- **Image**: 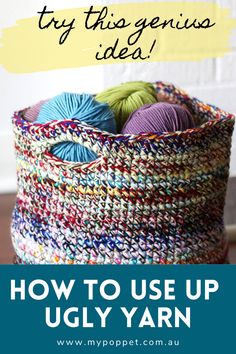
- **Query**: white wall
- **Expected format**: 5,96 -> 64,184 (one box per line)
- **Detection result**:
0,0 -> 236,193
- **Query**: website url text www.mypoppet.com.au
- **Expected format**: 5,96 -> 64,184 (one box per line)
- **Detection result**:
56,338 -> 180,348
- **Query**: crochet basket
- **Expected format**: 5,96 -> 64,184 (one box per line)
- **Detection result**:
11,82 -> 235,264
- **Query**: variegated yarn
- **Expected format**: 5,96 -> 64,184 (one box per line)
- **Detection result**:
11,82 -> 235,264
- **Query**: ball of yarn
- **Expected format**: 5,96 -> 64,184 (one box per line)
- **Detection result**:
24,99 -> 48,122
96,81 -> 158,132
36,93 -> 116,163
121,102 -> 195,134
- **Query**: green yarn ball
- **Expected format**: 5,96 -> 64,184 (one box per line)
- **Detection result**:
96,81 -> 158,132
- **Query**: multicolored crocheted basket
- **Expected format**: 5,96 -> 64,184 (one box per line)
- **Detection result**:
11,82 -> 235,264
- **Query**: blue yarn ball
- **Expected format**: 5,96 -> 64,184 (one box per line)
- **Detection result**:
36,93 -> 116,163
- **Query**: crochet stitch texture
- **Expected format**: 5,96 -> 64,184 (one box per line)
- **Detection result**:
11,82 -> 235,264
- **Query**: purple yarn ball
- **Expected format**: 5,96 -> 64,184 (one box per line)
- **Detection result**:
24,99 -> 49,122
121,102 -> 195,134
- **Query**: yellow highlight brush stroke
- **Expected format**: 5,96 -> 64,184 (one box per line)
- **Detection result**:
0,2 -> 235,73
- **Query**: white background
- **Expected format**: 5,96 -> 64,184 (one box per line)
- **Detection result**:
0,0 -> 236,192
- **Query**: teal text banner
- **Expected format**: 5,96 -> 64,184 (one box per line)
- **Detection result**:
0,265 -> 235,353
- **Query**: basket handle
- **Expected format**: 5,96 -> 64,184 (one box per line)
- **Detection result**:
30,119 -> 113,156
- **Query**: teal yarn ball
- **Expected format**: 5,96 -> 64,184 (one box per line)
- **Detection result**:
36,93 -> 116,163
96,81 -> 158,132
